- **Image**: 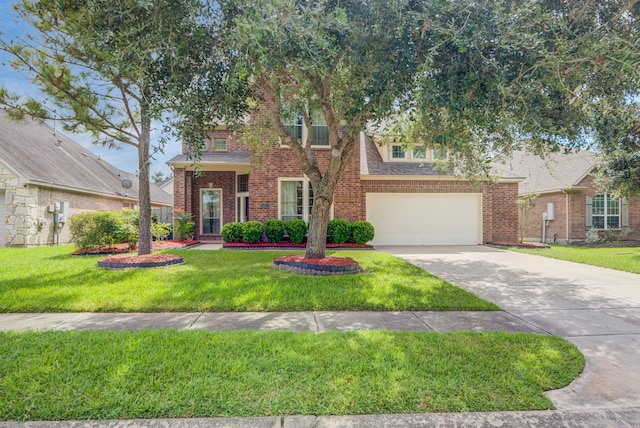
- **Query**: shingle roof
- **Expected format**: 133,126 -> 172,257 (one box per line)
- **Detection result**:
495,149 -> 595,194
361,134 -> 522,179
0,110 -> 173,206
166,151 -> 250,165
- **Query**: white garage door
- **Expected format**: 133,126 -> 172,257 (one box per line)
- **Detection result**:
366,193 -> 482,245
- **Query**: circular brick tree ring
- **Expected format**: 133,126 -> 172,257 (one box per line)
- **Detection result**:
272,255 -> 363,276
98,253 -> 184,269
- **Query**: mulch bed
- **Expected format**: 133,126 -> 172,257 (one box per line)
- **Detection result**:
272,255 -> 364,276
97,253 -> 185,269
569,240 -> 640,248
487,241 -> 551,249
224,242 -> 373,250
73,240 -> 199,256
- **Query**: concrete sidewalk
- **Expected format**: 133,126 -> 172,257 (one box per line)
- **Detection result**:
0,310 -> 543,333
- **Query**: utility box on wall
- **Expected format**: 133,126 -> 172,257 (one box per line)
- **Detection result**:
546,203 -> 555,221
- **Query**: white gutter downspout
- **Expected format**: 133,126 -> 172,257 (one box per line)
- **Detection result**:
565,191 -> 570,243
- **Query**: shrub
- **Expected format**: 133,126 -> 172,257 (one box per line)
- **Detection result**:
585,228 -> 600,244
264,219 -> 287,243
351,221 -> 375,244
221,222 -> 244,243
327,218 -> 352,244
286,219 -> 307,244
152,222 -> 172,241
242,221 -> 264,244
174,211 -> 195,240
68,211 -> 124,249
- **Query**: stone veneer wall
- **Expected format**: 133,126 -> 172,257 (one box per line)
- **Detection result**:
1,159 -> 151,247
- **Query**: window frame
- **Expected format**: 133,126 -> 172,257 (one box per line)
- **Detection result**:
213,138 -> 227,151
280,106 -> 330,148
278,178 -> 333,223
200,188 -> 223,235
591,193 -> 620,230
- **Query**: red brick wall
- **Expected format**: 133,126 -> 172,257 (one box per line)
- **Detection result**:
248,141 -> 362,223
521,192 -> 570,242
360,180 -> 520,243
181,129 -> 246,153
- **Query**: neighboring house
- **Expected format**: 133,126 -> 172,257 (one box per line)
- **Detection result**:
0,110 -> 173,247
158,177 -> 173,195
168,119 -> 522,245
499,150 -> 639,243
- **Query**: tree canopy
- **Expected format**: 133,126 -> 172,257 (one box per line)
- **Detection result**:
1,0 -> 244,254
224,0 -> 639,258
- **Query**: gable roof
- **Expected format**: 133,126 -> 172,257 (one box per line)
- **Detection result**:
496,149 -> 595,195
360,133 -> 522,180
0,109 -> 173,206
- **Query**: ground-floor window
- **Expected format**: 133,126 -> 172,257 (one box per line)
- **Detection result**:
592,194 -> 619,229
280,180 -> 313,223
201,189 -> 222,234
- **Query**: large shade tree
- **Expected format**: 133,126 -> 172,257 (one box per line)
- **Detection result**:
0,0 -> 243,255
224,0 -> 639,259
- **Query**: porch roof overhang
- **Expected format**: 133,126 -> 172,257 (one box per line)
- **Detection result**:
167,152 -> 250,171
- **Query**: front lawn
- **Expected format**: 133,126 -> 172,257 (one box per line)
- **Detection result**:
0,330 -> 584,420
0,246 -> 498,312
512,245 -> 640,274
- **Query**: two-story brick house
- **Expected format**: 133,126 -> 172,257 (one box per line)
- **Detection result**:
168,117 -> 522,245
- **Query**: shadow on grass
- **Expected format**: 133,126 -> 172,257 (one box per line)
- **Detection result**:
0,248 -> 496,312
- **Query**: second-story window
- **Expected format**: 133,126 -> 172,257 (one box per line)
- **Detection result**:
391,145 -> 406,159
281,105 -> 329,147
213,138 -> 227,151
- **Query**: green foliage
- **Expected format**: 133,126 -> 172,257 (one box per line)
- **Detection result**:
263,219 -> 286,243
221,222 -> 244,243
512,245 -> 640,274
174,211 -> 195,241
585,228 -> 601,244
286,219 -> 307,244
151,222 -> 171,241
351,221 -> 375,244
68,211 -> 139,249
327,219 -> 351,244
242,221 -> 264,244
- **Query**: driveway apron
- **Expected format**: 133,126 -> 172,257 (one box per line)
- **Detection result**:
379,245 -> 640,410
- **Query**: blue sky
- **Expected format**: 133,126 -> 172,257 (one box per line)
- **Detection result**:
0,2 -> 178,177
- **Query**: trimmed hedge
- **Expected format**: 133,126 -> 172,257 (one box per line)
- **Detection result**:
221,222 -> 244,243
286,219 -> 308,244
264,219 -> 287,243
242,221 -> 264,244
68,211 -> 134,249
351,221 -> 375,244
327,218 -> 352,244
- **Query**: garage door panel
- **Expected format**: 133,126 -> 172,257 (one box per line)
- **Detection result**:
366,193 -> 481,245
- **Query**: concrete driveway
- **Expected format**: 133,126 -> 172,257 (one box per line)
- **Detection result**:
379,245 -> 640,411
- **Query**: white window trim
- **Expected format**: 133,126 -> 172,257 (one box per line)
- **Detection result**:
213,138 -> 227,151
388,145 -> 446,162
279,107 -> 331,149
277,177 -> 333,223
200,188 -> 223,235
589,193 -> 621,230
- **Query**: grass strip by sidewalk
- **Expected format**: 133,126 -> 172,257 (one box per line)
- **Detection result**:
0,246 -> 498,312
511,245 -> 640,274
0,330 -> 584,421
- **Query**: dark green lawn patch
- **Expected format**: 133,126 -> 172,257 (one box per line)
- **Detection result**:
511,245 -> 640,274
0,330 -> 584,421
0,246 -> 497,312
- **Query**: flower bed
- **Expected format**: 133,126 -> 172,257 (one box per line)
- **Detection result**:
272,255 -> 364,276
487,241 -> 550,249
73,240 -> 199,256
224,242 -> 373,250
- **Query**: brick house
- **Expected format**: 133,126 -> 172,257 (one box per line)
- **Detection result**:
0,110 -> 173,247
168,117 -> 522,245
499,150 -> 640,243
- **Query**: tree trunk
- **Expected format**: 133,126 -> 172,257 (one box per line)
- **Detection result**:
137,102 -> 152,255
305,194 -> 332,259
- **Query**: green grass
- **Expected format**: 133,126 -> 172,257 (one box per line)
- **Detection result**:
0,330 -> 584,421
512,245 -> 640,274
0,246 -> 498,312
